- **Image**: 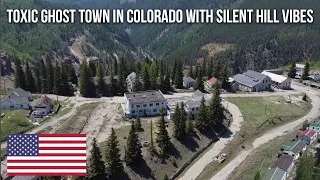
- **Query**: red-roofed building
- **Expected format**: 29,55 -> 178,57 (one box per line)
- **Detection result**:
296,129 -> 317,145
205,77 -> 219,89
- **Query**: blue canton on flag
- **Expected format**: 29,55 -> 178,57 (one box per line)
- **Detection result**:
7,134 -> 39,156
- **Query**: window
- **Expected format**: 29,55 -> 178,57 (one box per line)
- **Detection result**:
192,108 -> 194,111
153,109 -> 157,112
137,105 -> 140,108
156,103 -> 160,106
139,110 -> 143,112
132,111 -> 135,113
143,104 -> 147,107
10,105 -> 14,108
132,106 -> 134,108
150,103 -> 153,107
162,102 -> 164,105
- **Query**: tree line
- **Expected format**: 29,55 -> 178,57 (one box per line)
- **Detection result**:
14,57 -> 76,96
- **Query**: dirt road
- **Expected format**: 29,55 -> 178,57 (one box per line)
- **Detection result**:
210,83 -> 320,180
178,100 -> 244,180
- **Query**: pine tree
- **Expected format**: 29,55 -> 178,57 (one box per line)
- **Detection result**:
288,62 -> 296,78
34,68 -> 41,92
195,96 -> 209,132
213,61 -> 221,78
110,67 -> 117,96
96,63 -> 107,96
47,61 -> 54,93
173,103 -> 181,139
68,65 -> 78,85
125,121 -> 142,168
25,62 -> 36,93
194,66 -> 204,92
175,61 -> 183,89
156,109 -> 170,158
171,59 -> 177,81
295,152 -> 316,180
89,61 -> 96,77
142,65 -> 151,90
209,82 -> 224,127
133,74 -> 142,92
163,71 -> 171,93
53,64 -> 61,95
150,62 -> 158,90
201,58 -> 207,77
80,62 -> 96,97
60,64 -> 72,96
149,119 -> 155,155
179,101 -> 186,137
105,128 -> 123,179
117,58 -> 126,94
135,117 -> 142,132
186,114 -> 194,135
14,58 -> 26,89
207,59 -> 213,79
87,138 -> 106,180
113,59 -> 118,75
40,59 -> 48,93
301,62 -> 310,80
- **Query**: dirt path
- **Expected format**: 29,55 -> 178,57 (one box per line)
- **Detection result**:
210,83 -> 320,180
178,100 -> 244,180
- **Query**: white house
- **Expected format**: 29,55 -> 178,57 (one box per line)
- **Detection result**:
124,90 -> 167,118
262,71 -> 291,89
296,64 -> 305,72
232,70 -> 271,92
31,95 -> 52,118
183,76 -> 195,88
0,94 -> 30,110
126,72 -> 137,90
296,129 -> 317,145
308,119 -> 320,134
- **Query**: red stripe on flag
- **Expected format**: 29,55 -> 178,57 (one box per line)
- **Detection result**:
7,166 -> 86,169
39,147 -> 86,150
7,160 -> 86,163
39,140 -> 87,144
38,153 -> 87,156
39,134 -> 86,137
7,173 -> 86,176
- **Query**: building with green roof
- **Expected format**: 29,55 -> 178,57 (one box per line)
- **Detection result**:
309,119 -> 320,134
262,167 -> 287,180
281,140 -> 306,160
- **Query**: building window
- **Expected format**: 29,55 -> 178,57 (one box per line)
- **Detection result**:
162,102 -> 164,105
137,105 -> 140,108
156,103 -> 159,106
192,108 -> 194,111
150,103 -> 153,106
139,110 -> 143,112
153,109 -> 157,112
132,105 -> 134,108
143,104 -> 147,107
132,111 -> 135,113
10,105 -> 14,108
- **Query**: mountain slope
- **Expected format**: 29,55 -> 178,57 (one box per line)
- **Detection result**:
1,0 -> 139,61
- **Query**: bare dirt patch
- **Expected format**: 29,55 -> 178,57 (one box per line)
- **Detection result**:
201,43 -> 233,58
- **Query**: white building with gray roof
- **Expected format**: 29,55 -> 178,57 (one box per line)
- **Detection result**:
124,90 -> 167,118
232,70 -> 271,92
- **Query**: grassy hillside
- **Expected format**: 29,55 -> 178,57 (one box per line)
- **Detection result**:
1,0 -> 137,61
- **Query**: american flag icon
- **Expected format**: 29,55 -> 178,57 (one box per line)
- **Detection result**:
7,134 -> 87,176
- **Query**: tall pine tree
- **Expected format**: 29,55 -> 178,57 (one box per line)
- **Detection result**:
40,59 -> 48,93
110,67 -> 117,96
96,63 -> 108,96
14,58 -> 26,89
194,66 -> 204,92
87,138 -> 106,180
195,96 -> 209,132
80,62 -> 96,97
301,62 -> 310,80
174,61 -> 183,89
209,82 -> 224,127
46,61 -> 54,93
53,64 -> 61,95
105,128 -> 123,179
34,68 -> 41,92
156,109 -> 170,158
142,65 -> 151,90
25,62 -> 36,93
124,121 -> 142,168
287,62 -> 296,78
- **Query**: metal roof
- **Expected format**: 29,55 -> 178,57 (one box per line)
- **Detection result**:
1,93 -> 29,105
281,140 -> 306,155
244,70 -> 269,81
124,90 -> 166,104
272,155 -> 294,172
262,71 -> 288,83
262,167 -> 286,180
233,74 -> 260,88
13,88 -> 31,98
309,119 -> 320,127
